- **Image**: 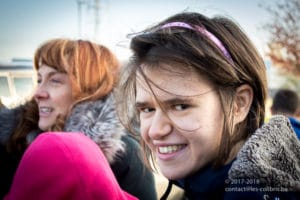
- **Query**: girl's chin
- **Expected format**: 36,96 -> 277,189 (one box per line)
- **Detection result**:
158,164 -> 186,180
161,171 -> 183,180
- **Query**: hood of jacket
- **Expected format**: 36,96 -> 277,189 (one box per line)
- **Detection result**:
4,132 -> 137,200
229,115 -> 300,191
64,94 -> 125,164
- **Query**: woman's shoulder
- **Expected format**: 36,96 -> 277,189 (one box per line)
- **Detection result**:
64,96 -> 126,164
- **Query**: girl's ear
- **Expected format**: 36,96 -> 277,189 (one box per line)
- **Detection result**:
233,84 -> 253,124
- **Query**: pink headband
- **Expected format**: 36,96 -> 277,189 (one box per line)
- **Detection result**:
161,22 -> 233,62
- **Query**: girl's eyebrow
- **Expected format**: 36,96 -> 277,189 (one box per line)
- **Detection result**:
163,98 -> 194,105
135,97 -> 194,108
135,102 -> 149,108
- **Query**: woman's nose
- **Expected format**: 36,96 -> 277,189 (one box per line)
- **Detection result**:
148,110 -> 172,139
34,84 -> 49,101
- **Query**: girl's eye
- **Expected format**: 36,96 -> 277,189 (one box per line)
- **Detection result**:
139,107 -> 155,113
174,104 -> 189,111
37,79 -> 42,84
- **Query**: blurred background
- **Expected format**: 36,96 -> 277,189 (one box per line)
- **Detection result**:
0,0 -> 299,198
1,0 -> 299,106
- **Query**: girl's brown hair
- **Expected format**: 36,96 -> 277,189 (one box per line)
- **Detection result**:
6,98 -> 39,155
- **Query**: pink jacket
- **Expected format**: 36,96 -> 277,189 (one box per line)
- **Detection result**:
5,132 -> 138,200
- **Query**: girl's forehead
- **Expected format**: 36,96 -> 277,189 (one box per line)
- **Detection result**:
136,66 -> 213,97
140,62 -> 191,74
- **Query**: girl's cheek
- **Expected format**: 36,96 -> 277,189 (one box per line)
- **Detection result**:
140,121 -> 151,142
140,122 -> 147,137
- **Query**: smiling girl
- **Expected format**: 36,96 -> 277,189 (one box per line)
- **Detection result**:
117,12 -> 300,200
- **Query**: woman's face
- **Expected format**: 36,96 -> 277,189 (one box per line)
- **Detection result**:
136,65 -> 224,180
34,65 -> 74,131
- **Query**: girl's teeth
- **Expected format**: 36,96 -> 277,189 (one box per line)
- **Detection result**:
158,145 -> 184,154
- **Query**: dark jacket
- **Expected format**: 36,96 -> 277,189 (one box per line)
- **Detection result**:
111,135 -> 156,200
0,95 -> 157,200
169,115 -> 300,200
0,105 -> 31,198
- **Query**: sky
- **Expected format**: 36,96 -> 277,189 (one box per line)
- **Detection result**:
0,0 -> 275,62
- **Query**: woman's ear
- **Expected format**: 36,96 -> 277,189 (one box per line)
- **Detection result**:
233,84 -> 253,124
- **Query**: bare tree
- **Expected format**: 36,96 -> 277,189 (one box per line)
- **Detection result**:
260,0 -> 300,76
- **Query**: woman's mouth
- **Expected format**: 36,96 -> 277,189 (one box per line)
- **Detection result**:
39,107 -> 53,117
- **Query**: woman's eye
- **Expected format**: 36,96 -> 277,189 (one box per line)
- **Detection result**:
50,78 -> 62,84
174,104 -> 189,111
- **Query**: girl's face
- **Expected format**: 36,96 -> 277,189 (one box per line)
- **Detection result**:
34,65 -> 74,131
136,65 -> 224,180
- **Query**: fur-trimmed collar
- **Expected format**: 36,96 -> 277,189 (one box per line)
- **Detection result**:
0,95 -> 125,164
229,115 -> 300,191
64,94 -> 125,164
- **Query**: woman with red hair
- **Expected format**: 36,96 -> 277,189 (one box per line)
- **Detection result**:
0,39 -> 156,199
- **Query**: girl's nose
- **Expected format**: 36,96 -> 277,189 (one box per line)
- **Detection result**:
148,110 -> 173,140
